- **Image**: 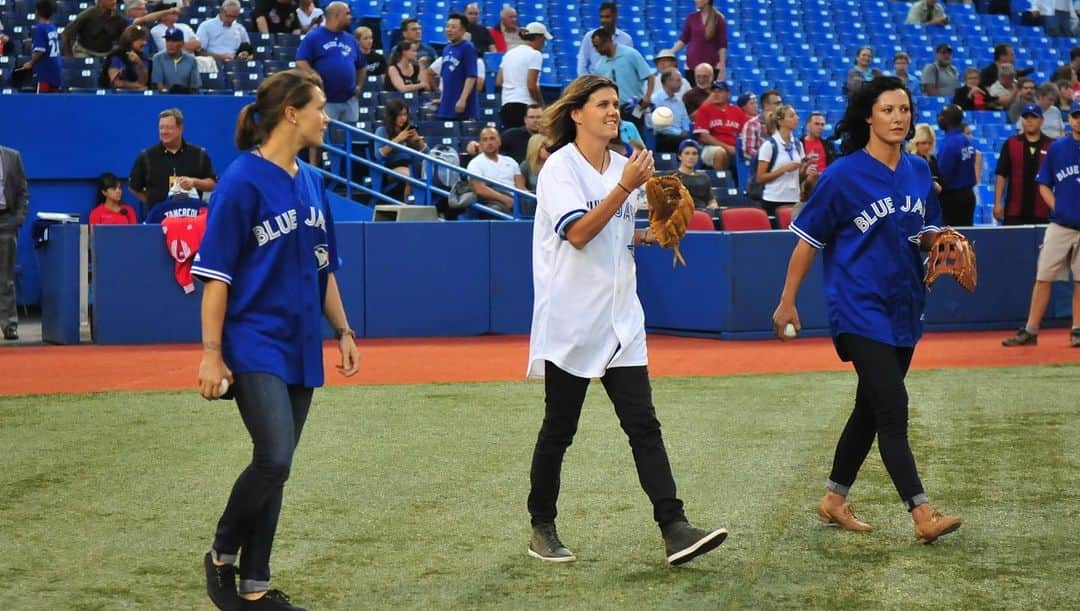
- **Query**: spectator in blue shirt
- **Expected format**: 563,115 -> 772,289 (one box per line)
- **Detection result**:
577,2 -> 633,77
646,69 -> 692,152
432,13 -> 479,120
391,17 -> 437,70
102,24 -> 150,91
936,104 -> 977,226
296,2 -> 366,123
152,28 -> 201,93
591,27 -> 654,134
22,1 -> 63,92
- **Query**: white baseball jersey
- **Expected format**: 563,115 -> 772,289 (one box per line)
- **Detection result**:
527,144 -> 647,379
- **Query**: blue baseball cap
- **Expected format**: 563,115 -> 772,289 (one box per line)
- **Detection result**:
677,139 -> 701,154
163,28 -> 184,42
736,92 -> 756,107
711,80 -> 730,91
1020,103 -> 1043,118
1070,99 -> 1080,116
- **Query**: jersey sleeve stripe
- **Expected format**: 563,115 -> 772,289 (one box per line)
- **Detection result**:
33,45 -> 47,53
190,266 -> 232,285
554,209 -> 587,239
789,222 -> 825,249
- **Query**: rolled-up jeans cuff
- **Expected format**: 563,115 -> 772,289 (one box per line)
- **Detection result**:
906,494 -> 929,511
239,579 -> 270,594
826,479 -> 851,496
211,548 -> 237,566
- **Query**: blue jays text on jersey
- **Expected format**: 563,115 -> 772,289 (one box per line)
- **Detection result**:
853,195 -> 926,234
252,206 -> 326,246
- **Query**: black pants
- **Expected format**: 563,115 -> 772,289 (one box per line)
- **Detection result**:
500,103 -> 527,130
528,361 -> 687,527
213,373 -> 313,593
655,132 -> 689,153
939,187 -> 975,227
828,334 -> 927,510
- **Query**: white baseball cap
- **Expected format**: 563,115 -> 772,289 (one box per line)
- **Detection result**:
522,22 -> 553,40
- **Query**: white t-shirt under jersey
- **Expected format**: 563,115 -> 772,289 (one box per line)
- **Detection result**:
499,44 -> 543,106
527,144 -> 647,379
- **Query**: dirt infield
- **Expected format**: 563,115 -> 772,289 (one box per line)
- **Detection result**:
1,329 -> 1078,396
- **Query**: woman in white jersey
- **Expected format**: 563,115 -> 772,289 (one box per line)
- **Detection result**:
525,75 -> 727,567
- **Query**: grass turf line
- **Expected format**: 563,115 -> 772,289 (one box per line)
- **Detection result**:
1,365 -> 1078,609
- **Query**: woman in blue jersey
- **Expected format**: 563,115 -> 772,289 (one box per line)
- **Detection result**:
193,69 -> 360,611
772,76 -> 962,544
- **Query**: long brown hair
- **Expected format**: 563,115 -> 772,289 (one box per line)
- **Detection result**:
235,69 -> 324,150
703,1 -> 720,41
542,75 -> 619,153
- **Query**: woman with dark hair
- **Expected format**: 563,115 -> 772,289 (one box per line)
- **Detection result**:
845,46 -> 882,97
192,69 -> 359,611
89,172 -> 137,226
669,0 -> 727,79
374,98 -> 426,200
772,76 -> 962,544
102,24 -> 149,90
384,40 -> 429,93
526,74 -> 727,566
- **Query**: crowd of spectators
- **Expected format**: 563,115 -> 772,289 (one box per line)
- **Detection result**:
5,0 -> 1080,225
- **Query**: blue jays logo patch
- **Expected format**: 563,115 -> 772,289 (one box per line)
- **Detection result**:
314,244 -> 330,270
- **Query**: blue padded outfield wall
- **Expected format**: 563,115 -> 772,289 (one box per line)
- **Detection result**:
1,94 -> 253,305
74,221 -> 1072,345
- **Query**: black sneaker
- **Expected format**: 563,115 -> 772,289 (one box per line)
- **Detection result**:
204,552 -> 240,610
1002,328 -> 1037,347
527,522 -> 576,562
241,589 -> 307,610
1072,329 -> 1080,348
2,324 -> 16,341
662,521 -> 728,566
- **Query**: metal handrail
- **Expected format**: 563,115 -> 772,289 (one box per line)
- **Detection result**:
321,119 -> 536,220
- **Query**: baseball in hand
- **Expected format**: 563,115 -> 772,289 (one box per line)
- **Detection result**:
651,106 -> 674,129
783,323 -> 797,338
219,378 -> 230,396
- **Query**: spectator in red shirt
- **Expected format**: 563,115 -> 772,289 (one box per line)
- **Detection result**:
89,172 -> 138,227
802,112 -> 831,175
693,80 -> 747,172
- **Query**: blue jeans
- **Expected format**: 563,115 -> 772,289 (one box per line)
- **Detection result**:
212,373 -> 313,594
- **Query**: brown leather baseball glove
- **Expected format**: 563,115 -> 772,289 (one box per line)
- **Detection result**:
645,175 -> 695,267
925,228 -> 977,292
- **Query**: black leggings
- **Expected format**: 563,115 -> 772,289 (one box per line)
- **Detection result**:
939,187 -> 975,227
828,334 -> 927,510
528,361 -> 687,527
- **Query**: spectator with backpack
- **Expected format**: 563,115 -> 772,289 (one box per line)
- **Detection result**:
756,105 -> 815,218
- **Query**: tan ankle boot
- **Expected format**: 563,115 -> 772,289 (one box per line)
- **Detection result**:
912,505 -> 962,544
817,498 -> 873,532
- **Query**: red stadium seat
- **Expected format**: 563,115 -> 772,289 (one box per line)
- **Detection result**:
720,207 -> 771,231
776,205 -> 794,230
688,210 -> 715,231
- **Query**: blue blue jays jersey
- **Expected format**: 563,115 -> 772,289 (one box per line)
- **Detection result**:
1035,135 -> 1080,229
191,153 -> 340,387
937,128 -> 976,190
144,197 -> 207,224
790,150 -> 942,352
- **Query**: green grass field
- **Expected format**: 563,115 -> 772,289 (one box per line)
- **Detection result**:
2,365 -> 1079,610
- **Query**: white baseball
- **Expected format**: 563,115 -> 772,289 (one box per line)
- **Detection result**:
783,323 -> 797,338
219,378 -> 230,395
651,106 -> 674,128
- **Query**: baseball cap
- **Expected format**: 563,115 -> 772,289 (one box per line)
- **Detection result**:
654,48 -> 676,61
711,80 -> 730,91
1020,103 -> 1043,118
736,92 -> 756,107
935,43 -> 952,53
163,28 -> 184,42
677,139 -> 701,154
1071,99 -> 1080,116
522,22 -> 553,40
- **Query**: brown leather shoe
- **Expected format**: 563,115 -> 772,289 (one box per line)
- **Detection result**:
913,508 -> 962,544
817,500 -> 873,532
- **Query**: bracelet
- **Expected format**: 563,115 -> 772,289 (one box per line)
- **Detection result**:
616,183 -> 632,195
335,327 -> 356,340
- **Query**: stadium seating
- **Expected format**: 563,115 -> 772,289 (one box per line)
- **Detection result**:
720,207 -> 772,231
688,210 -> 716,231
